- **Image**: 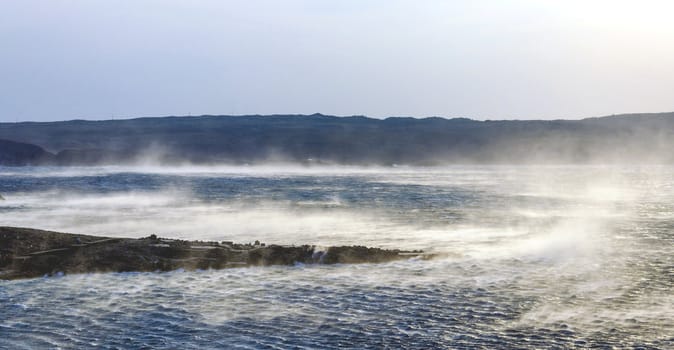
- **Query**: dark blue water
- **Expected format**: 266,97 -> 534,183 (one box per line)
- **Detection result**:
1,166 -> 672,348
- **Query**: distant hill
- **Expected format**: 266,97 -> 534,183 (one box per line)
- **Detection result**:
1,112 -> 674,165
0,139 -> 54,166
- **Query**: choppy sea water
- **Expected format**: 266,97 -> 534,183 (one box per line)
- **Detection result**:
1,165 -> 672,349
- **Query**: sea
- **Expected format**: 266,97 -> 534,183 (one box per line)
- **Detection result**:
0,165 -> 672,349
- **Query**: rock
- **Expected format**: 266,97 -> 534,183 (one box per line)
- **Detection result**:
0,226 -> 434,280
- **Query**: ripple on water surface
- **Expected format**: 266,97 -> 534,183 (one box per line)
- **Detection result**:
2,258 -> 672,349
1,166 -> 673,348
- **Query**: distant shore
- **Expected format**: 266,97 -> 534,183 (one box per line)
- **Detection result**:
2,113 -> 674,166
0,227 -> 430,280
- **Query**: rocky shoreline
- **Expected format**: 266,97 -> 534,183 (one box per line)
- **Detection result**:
0,227 -> 431,280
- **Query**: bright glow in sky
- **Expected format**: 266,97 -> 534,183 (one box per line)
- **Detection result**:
1,0 -> 673,121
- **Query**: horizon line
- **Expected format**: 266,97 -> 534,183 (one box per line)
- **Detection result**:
2,111 -> 674,124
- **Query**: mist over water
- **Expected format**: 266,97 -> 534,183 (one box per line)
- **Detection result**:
1,165 -> 672,348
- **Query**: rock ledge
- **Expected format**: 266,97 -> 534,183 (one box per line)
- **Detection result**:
0,227 -> 432,280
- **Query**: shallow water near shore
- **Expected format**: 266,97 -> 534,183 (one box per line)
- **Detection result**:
1,165 -> 673,348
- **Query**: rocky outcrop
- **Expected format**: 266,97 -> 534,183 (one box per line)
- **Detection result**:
0,227 -> 432,280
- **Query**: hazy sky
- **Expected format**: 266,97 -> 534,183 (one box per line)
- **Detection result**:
2,0 -> 674,122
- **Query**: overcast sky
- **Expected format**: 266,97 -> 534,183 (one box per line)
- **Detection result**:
1,0 -> 674,122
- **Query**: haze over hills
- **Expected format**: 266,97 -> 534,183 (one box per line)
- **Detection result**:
1,112 -> 674,166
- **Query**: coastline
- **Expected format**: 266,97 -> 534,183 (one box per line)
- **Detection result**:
0,226 -> 431,280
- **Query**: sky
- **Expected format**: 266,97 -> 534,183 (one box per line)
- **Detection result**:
1,0 -> 674,122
